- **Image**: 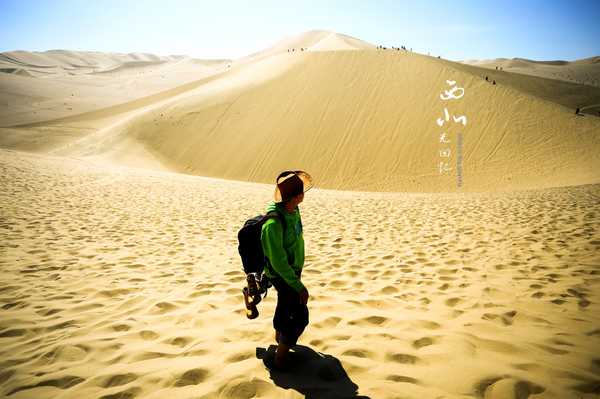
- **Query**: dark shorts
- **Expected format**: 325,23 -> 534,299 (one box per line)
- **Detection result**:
270,276 -> 309,346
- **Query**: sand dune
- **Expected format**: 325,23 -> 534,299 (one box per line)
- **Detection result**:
3,35 -> 599,193
1,149 -> 599,398
447,58 -> 600,118
43,48 -> 600,193
241,30 -> 374,63
1,50 -> 191,75
1,30 -> 600,399
463,56 -> 600,88
0,50 -> 231,126
0,48 -> 304,160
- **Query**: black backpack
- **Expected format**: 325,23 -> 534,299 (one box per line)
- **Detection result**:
238,209 -> 286,275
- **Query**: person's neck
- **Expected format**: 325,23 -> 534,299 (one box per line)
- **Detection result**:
283,202 -> 296,214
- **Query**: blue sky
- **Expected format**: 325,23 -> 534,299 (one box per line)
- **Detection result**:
3,0 -> 599,61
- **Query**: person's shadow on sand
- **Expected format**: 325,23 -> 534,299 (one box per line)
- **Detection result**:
256,345 -> 370,399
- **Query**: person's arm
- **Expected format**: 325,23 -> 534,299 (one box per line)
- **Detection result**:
262,221 -> 305,293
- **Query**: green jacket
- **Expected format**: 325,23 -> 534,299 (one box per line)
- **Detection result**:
261,201 -> 305,293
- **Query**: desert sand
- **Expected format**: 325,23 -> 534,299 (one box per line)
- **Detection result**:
2,32 -> 600,192
0,51 -> 231,127
1,30 -> 600,398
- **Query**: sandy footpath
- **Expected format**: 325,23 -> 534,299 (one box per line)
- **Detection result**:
1,149 -> 599,399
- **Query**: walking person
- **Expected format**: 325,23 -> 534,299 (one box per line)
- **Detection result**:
261,170 -> 313,369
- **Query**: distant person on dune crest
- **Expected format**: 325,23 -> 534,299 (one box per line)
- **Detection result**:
261,171 -> 313,370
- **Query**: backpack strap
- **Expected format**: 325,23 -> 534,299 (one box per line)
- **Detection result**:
262,209 -> 287,278
265,209 -> 287,231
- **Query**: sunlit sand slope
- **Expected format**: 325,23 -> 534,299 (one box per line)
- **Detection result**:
59,50 -> 600,192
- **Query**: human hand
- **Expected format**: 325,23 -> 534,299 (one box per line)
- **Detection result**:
299,288 -> 309,305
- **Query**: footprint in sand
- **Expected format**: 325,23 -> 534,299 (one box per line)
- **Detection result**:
173,368 -> 210,387
385,353 -> 420,364
133,351 -> 179,361
313,316 -> 342,329
348,315 -> 388,326
217,377 -> 273,397
225,352 -> 254,363
413,320 -> 442,330
96,373 -> 138,388
0,370 -> 15,385
385,375 -> 419,384
42,345 -> 89,363
152,301 -> 177,313
139,330 -> 159,340
332,334 -> 352,341
0,328 -> 27,338
166,336 -> 192,348
7,375 -> 86,396
445,297 -> 462,307
112,323 -> 131,332
579,299 -> 591,308
572,378 -> 600,396
379,285 -> 398,294
99,387 -> 141,399
474,377 -> 545,399
413,337 -> 435,349
534,343 -> 569,355
341,349 -> 375,359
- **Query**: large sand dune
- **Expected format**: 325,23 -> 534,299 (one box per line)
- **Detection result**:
34,47 -> 600,193
2,32 -> 598,193
1,30 -> 600,399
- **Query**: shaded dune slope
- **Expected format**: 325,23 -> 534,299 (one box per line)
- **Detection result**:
446,59 -> 600,115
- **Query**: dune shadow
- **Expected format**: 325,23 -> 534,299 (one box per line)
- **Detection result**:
256,344 -> 370,399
